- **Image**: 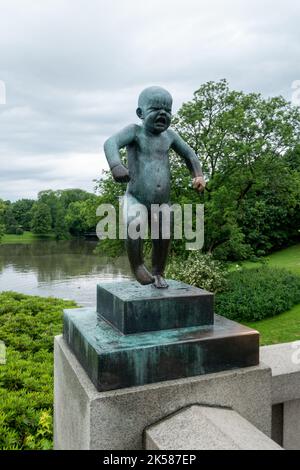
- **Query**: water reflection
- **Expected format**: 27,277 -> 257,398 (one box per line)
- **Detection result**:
0,240 -> 132,306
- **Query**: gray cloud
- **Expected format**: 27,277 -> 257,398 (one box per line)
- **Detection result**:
0,0 -> 300,200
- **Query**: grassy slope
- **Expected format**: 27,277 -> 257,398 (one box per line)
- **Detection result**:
246,304 -> 300,346
240,244 -> 300,345
240,244 -> 300,275
1,231 -> 55,244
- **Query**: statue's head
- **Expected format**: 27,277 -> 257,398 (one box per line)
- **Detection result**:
136,86 -> 172,134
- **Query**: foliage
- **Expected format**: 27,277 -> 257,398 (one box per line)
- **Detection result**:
30,202 -> 52,234
0,224 -> 4,242
1,191 -> 99,239
37,189 -> 92,238
0,199 -> 7,217
65,194 -> 100,236
215,267 -> 300,322
2,204 -> 19,234
0,291 -> 76,449
165,252 -> 228,292
0,200 -> 8,241
0,199 -> 34,235
11,199 -> 35,232
173,79 -> 300,259
53,202 -> 69,240
64,202 -> 87,235
25,189 -> 98,238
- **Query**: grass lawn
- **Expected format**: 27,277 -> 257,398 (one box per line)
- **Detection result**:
237,243 -> 300,345
1,231 -> 56,244
236,243 -> 300,276
245,303 -> 300,346
267,244 -> 300,275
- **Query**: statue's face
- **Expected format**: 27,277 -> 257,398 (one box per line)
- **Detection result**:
139,92 -> 172,134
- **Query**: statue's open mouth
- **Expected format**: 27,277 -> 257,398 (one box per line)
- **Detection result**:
156,116 -> 166,125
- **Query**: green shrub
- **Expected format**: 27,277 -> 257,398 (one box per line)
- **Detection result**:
0,291 -> 76,449
215,267 -> 300,322
165,252 -> 228,293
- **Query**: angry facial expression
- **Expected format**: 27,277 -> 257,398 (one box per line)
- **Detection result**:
138,93 -> 172,134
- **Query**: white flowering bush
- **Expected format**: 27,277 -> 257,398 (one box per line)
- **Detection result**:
166,252 -> 228,293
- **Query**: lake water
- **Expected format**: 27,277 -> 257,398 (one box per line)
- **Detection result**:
0,240 -> 132,306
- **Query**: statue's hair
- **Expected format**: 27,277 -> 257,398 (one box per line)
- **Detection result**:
138,86 -> 172,108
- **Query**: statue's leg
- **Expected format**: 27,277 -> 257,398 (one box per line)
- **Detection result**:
123,193 -> 154,285
151,204 -> 173,289
151,239 -> 170,288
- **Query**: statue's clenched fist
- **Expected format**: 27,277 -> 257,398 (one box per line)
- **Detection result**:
111,164 -> 130,183
193,176 -> 206,192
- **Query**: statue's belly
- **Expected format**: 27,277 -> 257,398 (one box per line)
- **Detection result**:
129,161 -> 170,206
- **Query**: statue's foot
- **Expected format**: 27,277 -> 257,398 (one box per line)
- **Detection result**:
134,265 -> 155,285
153,275 -> 169,289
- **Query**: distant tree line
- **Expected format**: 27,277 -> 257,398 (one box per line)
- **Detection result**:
0,189 -> 101,240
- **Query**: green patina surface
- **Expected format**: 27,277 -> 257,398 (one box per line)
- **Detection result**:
98,280 -> 206,301
65,308 -> 249,351
63,308 -> 259,391
97,279 -> 214,334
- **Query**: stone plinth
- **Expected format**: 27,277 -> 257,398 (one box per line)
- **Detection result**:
54,335 -> 272,450
97,280 -> 214,334
63,308 -> 259,391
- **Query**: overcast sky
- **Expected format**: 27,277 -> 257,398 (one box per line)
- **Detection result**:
0,0 -> 300,201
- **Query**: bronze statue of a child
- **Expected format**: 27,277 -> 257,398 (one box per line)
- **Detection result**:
104,86 -> 205,288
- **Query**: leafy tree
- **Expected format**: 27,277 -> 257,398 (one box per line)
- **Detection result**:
37,191 -> 60,230
53,203 -> 69,240
3,204 -> 18,234
57,188 -> 91,208
65,195 -> 100,236
0,199 -> 7,218
30,203 -> 52,235
0,223 -> 4,241
0,200 -> 8,239
37,189 -> 92,233
11,199 -> 35,231
173,79 -> 300,258
65,201 -> 88,236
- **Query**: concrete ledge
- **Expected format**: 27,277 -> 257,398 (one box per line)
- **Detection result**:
283,399 -> 300,449
261,342 -> 300,404
145,405 -> 282,450
54,335 -> 272,450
